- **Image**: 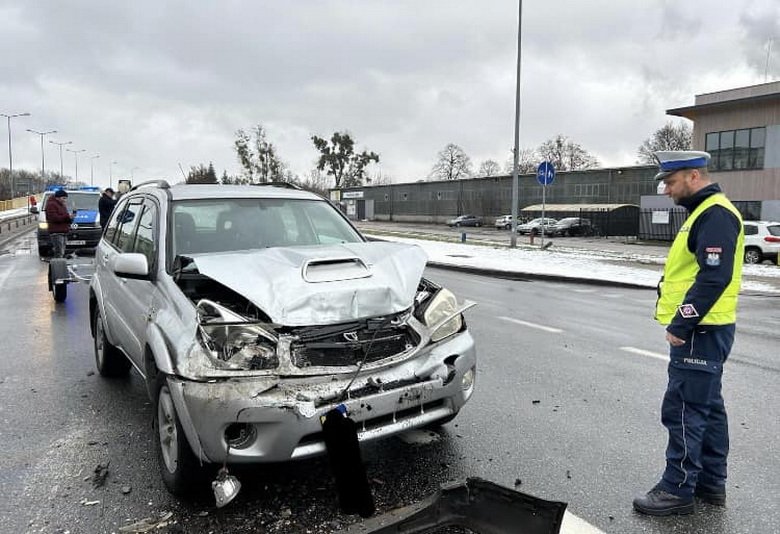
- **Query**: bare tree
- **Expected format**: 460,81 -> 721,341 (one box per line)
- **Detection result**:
234,124 -> 288,183
637,122 -> 693,164
430,143 -> 472,180
477,159 -> 502,177
504,148 -> 538,174
538,134 -> 599,171
312,131 -> 380,188
300,168 -> 333,196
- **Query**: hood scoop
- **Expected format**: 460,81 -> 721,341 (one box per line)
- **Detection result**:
302,257 -> 371,283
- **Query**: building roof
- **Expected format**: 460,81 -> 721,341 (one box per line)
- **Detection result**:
667,81 -> 780,119
521,204 -> 638,212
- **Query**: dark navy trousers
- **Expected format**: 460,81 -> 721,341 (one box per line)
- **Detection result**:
657,324 -> 735,498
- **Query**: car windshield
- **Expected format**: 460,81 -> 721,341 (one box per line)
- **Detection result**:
44,192 -> 99,212
170,197 -> 363,258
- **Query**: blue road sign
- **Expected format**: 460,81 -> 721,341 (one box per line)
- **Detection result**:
536,161 -> 556,186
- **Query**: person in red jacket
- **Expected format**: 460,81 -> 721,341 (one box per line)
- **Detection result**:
45,189 -> 73,258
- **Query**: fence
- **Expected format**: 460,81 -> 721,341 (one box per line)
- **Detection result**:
520,207 -> 640,237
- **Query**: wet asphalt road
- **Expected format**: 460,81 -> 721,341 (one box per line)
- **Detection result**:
1,231 -> 779,534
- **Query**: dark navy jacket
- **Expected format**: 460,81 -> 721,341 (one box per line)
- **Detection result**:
666,183 -> 741,341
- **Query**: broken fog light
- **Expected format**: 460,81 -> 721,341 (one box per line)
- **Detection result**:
198,323 -> 279,370
423,288 -> 463,342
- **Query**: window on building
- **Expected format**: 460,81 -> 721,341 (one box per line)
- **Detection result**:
706,127 -> 765,171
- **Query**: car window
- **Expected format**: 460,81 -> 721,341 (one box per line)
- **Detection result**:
104,200 -> 128,244
743,224 -> 758,236
129,201 -> 157,265
115,200 -> 143,252
768,225 -> 780,237
170,197 -> 362,259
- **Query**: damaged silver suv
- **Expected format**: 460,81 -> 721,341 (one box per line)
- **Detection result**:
89,181 -> 476,496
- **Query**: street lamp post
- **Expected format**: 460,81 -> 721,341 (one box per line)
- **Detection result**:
66,148 -> 87,182
89,154 -> 100,186
109,160 -> 118,190
2,111 -> 31,201
49,140 -> 72,180
27,129 -> 57,184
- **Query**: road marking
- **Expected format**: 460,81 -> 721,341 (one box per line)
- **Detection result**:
562,510 -> 606,533
499,316 -> 563,333
620,346 -> 668,362
572,288 -> 597,293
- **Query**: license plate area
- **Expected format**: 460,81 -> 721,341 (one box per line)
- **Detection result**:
67,240 -> 86,245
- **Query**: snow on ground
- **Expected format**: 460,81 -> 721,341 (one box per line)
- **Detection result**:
365,234 -> 780,294
0,207 -> 31,222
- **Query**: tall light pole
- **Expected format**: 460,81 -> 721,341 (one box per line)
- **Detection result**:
66,148 -> 87,182
49,140 -> 72,179
89,154 -> 100,186
109,160 -> 118,190
509,0 -> 523,248
2,111 -> 31,200
27,129 -> 57,185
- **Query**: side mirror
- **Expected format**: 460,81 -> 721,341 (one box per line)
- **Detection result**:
29,206 -> 39,214
111,253 -> 151,280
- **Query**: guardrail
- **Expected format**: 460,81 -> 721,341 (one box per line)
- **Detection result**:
0,213 -> 37,242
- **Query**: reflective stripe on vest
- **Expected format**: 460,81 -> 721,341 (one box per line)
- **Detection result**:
655,193 -> 744,325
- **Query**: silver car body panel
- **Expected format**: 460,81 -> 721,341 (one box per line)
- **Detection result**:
186,242 -> 428,326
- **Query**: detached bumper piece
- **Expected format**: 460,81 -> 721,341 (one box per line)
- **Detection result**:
344,477 -> 566,534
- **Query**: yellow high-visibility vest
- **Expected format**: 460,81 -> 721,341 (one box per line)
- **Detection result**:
655,193 -> 744,325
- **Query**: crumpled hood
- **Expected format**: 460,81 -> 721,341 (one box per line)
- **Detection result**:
188,242 -> 428,326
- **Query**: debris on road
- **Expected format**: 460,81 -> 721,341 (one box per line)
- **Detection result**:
121,485 -> 132,495
81,499 -> 100,506
92,462 -> 110,488
118,512 -> 174,533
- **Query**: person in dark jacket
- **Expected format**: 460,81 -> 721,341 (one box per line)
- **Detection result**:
45,189 -> 73,258
633,151 -> 744,516
99,188 -> 117,228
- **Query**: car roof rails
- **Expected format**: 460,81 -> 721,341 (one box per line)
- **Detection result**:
251,181 -> 302,190
129,180 -> 171,192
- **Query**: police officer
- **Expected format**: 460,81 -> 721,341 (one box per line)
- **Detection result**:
633,151 -> 744,516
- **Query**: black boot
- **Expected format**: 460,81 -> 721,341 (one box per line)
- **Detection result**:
694,485 -> 726,506
633,488 -> 694,516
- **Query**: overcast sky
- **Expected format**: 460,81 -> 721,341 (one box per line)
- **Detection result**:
1,0 -> 778,188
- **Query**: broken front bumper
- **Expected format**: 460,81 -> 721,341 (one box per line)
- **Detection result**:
167,330 -> 476,464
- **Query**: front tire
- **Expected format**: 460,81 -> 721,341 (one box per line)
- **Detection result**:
93,311 -> 131,377
155,376 -> 201,495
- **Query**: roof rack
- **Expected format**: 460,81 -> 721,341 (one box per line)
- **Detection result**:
251,181 -> 301,190
129,180 -> 171,192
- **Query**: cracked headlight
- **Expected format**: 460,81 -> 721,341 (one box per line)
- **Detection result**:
198,323 -> 279,371
423,288 -> 463,343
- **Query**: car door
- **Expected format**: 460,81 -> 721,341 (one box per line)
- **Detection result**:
99,198 -> 144,355
113,198 -> 160,366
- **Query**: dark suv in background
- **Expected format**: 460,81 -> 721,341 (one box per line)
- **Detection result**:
550,217 -> 594,237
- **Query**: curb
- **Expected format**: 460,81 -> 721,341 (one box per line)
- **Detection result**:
425,261 -> 655,290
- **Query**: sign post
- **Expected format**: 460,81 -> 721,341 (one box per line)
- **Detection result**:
536,161 -> 556,247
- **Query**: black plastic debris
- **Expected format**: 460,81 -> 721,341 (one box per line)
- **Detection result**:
344,477 -> 566,533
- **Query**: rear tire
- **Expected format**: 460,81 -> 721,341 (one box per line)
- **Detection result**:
155,375 -> 202,495
744,248 -> 762,264
93,311 -> 131,377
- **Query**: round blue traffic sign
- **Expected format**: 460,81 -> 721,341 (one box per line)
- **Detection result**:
536,161 -> 556,185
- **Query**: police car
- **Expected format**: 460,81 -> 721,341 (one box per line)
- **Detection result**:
35,185 -> 103,257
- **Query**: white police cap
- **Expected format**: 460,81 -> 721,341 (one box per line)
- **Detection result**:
653,150 -> 711,181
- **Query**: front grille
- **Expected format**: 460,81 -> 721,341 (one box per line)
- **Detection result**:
290,313 -> 419,368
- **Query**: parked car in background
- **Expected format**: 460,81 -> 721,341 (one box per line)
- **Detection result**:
35,185 -> 103,258
89,182 -> 477,497
494,214 -> 513,230
551,217 -> 594,237
743,221 -> 780,264
516,217 -> 558,235
447,214 -> 483,227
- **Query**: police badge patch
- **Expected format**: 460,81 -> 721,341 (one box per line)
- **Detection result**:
705,246 -> 722,267
678,303 -> 699,318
